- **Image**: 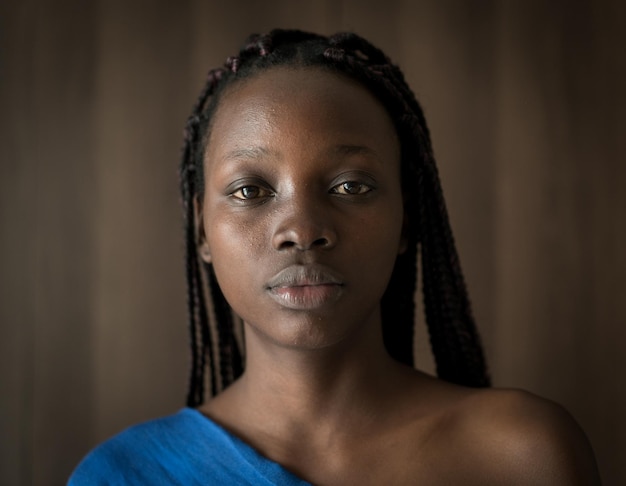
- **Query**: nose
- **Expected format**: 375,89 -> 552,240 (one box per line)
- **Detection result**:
271,195 -> 337,252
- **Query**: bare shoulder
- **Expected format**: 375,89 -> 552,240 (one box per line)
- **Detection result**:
435,386 -> 602,485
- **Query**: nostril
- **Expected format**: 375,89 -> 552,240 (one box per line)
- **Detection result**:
313,237 -> 329,248
275,235 -> 333,251
278,240 -> 296,250
272,220 -> 337,252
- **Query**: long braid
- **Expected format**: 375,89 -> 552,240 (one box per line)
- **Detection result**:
323,32 -> 489,385
420,161 -> 490,386
321,38 -> 418,365
180,69 -> 225,405
180,163 -> 204,406
180,29 -> 490,406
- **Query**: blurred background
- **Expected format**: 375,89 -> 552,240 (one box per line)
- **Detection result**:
1,0 -> 624,484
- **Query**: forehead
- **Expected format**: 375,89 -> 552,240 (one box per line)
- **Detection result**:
204,66 -> 399,162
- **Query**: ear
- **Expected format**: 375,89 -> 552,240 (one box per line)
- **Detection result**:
194,196 -> 212,263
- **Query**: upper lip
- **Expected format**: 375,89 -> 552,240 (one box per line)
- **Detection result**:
266,264 -> 344,289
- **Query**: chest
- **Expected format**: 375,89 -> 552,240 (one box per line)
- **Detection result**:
275,423 -> 493,486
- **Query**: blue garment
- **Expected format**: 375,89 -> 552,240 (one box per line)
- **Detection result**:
68,408 -> 311,485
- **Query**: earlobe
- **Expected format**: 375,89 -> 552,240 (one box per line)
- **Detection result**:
199,241 -> 212,263
194,196 -> 212,264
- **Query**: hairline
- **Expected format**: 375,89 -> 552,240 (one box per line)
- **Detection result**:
197,63 -> 405,198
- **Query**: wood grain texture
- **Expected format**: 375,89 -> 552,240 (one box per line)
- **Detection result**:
1,0 -> 624,484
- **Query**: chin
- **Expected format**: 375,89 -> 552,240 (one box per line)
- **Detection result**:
246,314 -> 356,351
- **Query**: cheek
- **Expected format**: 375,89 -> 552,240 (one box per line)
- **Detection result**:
204,210 -> 269,306
360,198 -> 404,250
347,202 -> 405,277
206,206 -> 267,258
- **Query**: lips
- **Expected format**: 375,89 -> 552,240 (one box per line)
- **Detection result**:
266,264 -> 345,310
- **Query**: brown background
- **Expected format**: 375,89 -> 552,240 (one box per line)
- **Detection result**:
1,0 -> 625,484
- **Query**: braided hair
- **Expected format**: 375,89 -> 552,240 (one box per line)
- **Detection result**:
180,29 -> 490,407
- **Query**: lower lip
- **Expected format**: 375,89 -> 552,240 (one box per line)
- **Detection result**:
268,284 -> 344,310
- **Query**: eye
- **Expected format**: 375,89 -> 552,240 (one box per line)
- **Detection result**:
230,185 -> 273,200
330,181 -> 373,195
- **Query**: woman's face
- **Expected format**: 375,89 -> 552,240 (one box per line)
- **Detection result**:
200,66 -> 405,350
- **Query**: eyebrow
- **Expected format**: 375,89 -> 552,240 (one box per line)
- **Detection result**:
220,144 -> 382,164
331,144 -> 382,162
221,146 -> 276,162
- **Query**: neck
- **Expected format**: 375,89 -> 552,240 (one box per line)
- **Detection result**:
224,314 -> 411,435
199,312 -> 426,468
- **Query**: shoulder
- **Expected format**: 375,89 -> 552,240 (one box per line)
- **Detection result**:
435,386 -> 601,485
68,409 -> 206,485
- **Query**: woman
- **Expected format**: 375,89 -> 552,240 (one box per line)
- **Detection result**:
70,29 -> 601,485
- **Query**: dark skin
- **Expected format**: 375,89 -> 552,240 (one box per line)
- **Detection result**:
197,67 -> 601,485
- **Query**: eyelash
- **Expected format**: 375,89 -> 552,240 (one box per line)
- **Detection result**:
329,181 -> 373,196
230,185 -> 274,200
229,180 -> 374,201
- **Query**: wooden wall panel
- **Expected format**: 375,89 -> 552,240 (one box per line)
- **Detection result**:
394,0 -> 499,370
0,0 -> 98,484
90,0 -> 192,445
1,0 -> 624,484
493,2 -> 626,483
